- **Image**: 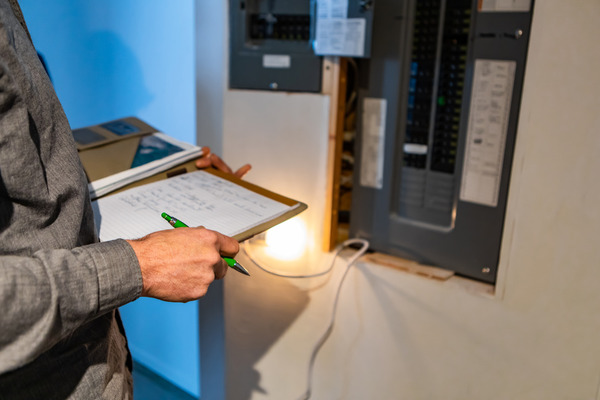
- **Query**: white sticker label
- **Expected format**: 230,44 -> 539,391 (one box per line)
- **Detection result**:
460,60 -> 516,207
314,0 -> 365,57
360,98 -> 387,189
479,0 -> 531,12
403,143 -> 428,155
317,0 -> 348,19
314,18 -> 366,57
262,55 -> 291,69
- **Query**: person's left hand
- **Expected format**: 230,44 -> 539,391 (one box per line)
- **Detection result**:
195,146 -> 251,179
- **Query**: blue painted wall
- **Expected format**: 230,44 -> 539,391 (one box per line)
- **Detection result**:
20,1 -> 201,397
20,1 -> 195,143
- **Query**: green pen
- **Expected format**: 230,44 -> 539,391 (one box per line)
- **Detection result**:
161,212 -> 250,276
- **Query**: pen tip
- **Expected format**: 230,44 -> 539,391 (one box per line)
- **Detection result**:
236,263 -> 251,276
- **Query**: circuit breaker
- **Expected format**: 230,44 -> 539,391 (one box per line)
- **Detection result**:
350,0 -> 534,283
229,0 -> 322,92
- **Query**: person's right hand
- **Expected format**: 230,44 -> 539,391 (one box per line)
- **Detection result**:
126,226 -> 239,302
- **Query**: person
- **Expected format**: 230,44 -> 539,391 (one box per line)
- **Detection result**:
0,1 -> 249,398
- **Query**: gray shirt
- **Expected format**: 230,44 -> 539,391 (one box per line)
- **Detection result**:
0,1 -> 143,398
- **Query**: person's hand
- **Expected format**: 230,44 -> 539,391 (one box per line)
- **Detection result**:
126,227 -> 239,302
195,146 -> 251,179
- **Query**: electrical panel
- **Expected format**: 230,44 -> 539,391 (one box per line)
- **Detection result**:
229,0 -> 322,92
350,0 -> 534,283
229,0 -> 376,92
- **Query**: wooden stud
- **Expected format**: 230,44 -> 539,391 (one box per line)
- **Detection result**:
322,56 -> 349,252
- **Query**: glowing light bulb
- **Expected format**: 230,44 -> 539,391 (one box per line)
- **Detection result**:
264,217 -> 308,260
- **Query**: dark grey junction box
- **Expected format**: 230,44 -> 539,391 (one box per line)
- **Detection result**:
229,0 -> 322,92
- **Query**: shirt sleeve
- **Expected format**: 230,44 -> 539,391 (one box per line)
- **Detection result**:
0,8 -> 143,375
0,239 -> 143,374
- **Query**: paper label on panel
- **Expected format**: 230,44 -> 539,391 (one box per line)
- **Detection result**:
263,54 -> 291,69
360,98 -> 386,189
314,0 -> 365,57
317,0 -> 348,19
403,143 -> 428,155
315,18 -> 366,57
460,60 -> 516,207
479,0 -> 531,12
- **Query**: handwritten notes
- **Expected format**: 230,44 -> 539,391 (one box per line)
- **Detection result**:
93,170 -> 296,241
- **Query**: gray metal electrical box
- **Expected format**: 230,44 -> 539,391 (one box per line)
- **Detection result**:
229,0 -> 322,92
350,0 -> 534,283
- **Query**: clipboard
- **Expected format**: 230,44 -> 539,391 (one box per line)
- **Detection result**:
96,160 -> 308,242
79,118 -> 308,242
92,164 -> 307,243
204,167 -> 308,242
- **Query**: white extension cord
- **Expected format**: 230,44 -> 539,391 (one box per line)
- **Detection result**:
241,238 -> 371,400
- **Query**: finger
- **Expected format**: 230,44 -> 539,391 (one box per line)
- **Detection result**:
195,157 -> 212,169
195,158 -> 212,169
234,164 -> 252,179
213,230 -> 240,258
214,258 -> 228,280
209,153 -> 234,175
195,147 -> 212,169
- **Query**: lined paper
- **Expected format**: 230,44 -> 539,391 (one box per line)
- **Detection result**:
92,170 -> 297,241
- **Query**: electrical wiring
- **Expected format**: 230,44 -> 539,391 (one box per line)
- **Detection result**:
345,58 -> 359,117
241,238 -> 370,400
297,238 -> 369,400
242,238 -> 361,279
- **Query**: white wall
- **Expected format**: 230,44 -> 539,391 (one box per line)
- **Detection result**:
219,1 -> 600,399
196,1 -> 228,154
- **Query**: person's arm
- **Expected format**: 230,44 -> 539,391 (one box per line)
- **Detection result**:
0,227 -> 238,374
0,63 -> 240,376
0,240 -> 142,374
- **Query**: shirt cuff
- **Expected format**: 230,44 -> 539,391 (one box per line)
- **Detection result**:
81,239 -> 143,315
